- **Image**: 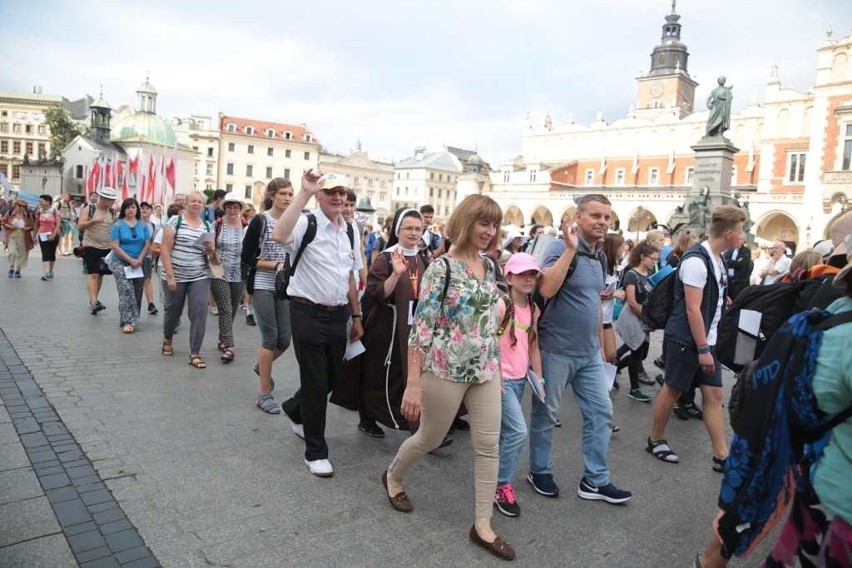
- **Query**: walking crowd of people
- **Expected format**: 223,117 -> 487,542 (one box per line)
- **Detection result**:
1,173 -> 850,565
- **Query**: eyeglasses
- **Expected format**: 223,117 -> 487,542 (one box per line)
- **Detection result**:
399,226 -> 423,233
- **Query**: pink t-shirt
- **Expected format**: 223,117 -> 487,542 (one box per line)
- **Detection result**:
499,300 -> 532,380
37,208 -> 58,234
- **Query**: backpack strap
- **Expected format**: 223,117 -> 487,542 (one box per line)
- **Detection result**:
346,221 -> 354,250
287,214 -> 318,276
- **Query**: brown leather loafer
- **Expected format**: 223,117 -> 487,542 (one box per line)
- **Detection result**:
469,525 -> 516,561
381,470 -> 413,513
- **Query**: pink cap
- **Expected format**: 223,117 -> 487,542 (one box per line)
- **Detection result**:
504,252 -> 541,276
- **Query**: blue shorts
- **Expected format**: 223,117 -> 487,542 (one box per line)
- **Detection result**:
663,339 -> 722,393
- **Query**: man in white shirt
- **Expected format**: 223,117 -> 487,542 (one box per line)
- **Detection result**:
648,206 -> 747,469
272,171 -> 364,478
759,241 -> 791,285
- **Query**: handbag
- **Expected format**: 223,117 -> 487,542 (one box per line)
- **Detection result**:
207,250 -> 225,279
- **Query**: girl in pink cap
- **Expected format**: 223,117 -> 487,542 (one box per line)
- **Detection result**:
493,252 -> 544,518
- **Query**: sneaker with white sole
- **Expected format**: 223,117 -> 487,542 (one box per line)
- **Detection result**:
494,483 -> 521,517
304,458 -> 333,477
576,477 -> 632,504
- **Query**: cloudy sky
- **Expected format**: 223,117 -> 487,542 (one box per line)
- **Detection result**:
2,0 -> 850,165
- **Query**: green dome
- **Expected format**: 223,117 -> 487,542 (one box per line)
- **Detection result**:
111,111 -> 176,146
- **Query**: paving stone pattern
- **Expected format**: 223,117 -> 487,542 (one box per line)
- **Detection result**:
0,258 -> 775,566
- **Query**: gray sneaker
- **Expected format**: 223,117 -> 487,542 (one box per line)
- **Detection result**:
627,388 -> 652,403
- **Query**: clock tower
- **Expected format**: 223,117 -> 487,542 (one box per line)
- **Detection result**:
635,1 -> 698,118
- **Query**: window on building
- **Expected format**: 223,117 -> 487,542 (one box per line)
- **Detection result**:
207,147 -> 214,157
367,178 -> 374,187
438,188 -> 443,198
194,163 -> 199,174
11,164 -> 20,180
0,140 -> 7,153
843,125 -> 852,170
585,169 -> 594,185
245,126 -> 254,135
615,168 -> 625,185
38,125 -> 45,135
228,142 -> 235,152
266,129 -> 275,138
502,171 -> 510,183
303,151 -> 310,160
648,168 -> 659,186
227,123 -> 236,132
285,149 -> 291,158
0,164 -> 6,178
284,132 -> 292,140
405,187 -> 409,196
430,172 -> 434,180
0,123 -> 7,133
429,187 -> 434,197
353,176 -> 359,186
380,180 -> 386,188
13,123 -> 21,134
267,147 -> 273,157
246,165 -> 253,177
75,165 -> 84,178
266,166 -> 273,178
245,185 -> 251,199
247,145 -> 254,154
226,183 -> 233,191
284,168 -> 290,179
13,141 -> 21,154
206,164 -> 213,176
25,142 -> 33,156
226,163 -> 234,175
731,166 -> 738,185
305,134 -> 312,143
25,124 -> 32,134
685,167 -> 695,186
529,169 -> 538,183
787,151 -> 806,183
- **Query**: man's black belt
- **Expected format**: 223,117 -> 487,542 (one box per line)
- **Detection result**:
289,296 -> 347,312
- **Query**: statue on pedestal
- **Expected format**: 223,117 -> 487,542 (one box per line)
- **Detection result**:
706,76 -> 733,137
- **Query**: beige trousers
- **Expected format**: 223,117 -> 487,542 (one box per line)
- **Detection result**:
7,235 -> 29,271
388,371 -> 501,519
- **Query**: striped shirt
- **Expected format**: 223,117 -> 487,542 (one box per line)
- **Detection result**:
216,222 -> 243,283
165,215 -> 212,283
254,212 -> 288,291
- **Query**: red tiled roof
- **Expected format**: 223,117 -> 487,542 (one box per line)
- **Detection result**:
219,115 -> 319,144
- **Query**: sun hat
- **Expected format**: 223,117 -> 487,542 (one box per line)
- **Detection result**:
832,234 -> 852,289
502,229 -> 523,249
222,192 -> 244,209
504,252 -> 542,276
97,187 -> 118,200
812,239 -> 834,260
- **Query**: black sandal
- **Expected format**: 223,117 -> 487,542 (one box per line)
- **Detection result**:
646,437 -> 680,464
712,455 -> 727,473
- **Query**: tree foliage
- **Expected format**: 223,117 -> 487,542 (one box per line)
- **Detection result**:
44,104 -> 88,161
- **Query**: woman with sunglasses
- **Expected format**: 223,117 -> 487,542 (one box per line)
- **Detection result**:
107,198 -> 151,334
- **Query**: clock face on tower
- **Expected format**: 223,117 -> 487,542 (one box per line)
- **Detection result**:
650,81 -> 664,99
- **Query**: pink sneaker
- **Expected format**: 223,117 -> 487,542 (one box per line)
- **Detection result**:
494,483 -> 520,517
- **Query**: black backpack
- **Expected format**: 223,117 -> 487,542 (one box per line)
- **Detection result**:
641,270 -> 678,331
716,279 -> 826,373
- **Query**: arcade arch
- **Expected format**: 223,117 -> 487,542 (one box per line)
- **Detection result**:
531,205 -> 554,227
755,211 -> 799,251
503,205 -> 524,227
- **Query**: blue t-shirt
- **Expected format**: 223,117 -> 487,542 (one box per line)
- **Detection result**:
110,220 -> 150,260
538,236 -> 605,357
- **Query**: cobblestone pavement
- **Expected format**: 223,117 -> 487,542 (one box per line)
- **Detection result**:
0,257 -> 770,567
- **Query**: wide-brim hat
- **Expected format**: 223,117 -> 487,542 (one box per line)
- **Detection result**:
97,187 -> 118,200
832,235 -> 852,289
222,192 -> 244,209
502,229 -> 523,249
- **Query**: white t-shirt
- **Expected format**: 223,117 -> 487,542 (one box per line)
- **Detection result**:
679,241 -> 725,346
601,273 -> 618,325
762,255 -> 791,285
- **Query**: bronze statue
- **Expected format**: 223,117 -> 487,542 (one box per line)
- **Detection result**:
706,76 -> 733,137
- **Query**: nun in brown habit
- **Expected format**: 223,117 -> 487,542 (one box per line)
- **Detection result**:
332,207 -> 428,437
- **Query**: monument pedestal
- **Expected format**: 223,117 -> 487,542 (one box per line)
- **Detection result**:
668,135 -> 739,236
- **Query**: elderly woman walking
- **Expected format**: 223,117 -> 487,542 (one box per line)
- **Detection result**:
160,191 -> 214,368
211,192 -> 246,364
3,200 -> 34,278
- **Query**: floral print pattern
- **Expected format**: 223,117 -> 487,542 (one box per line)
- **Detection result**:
409,257 -> 500,384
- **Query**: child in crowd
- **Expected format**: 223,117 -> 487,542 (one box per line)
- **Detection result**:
494,253 -> 543,518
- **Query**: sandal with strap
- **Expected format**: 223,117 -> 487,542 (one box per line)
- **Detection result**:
162,339 -> 174,356
188,355 -> 207,369
256,393 -> 280,414
217,339 -> 226,353
712,455 -> 727,473
122,324 -> 134,334
220,348 -> 235,363
646,437 -> 680,464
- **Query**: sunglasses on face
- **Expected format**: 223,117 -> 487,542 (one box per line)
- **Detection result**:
130,226 -> 137,238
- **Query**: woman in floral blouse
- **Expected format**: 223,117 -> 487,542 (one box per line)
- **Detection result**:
382,195 -> 515,561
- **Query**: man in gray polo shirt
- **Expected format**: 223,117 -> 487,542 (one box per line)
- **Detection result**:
527,194 -> 632,504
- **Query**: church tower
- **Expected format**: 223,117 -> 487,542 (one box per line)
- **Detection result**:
136,75 -> 158,114
89,90 -> 112,144
634,1 -> 698,118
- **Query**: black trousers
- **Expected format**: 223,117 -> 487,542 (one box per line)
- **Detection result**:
281,301 -> 349,461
